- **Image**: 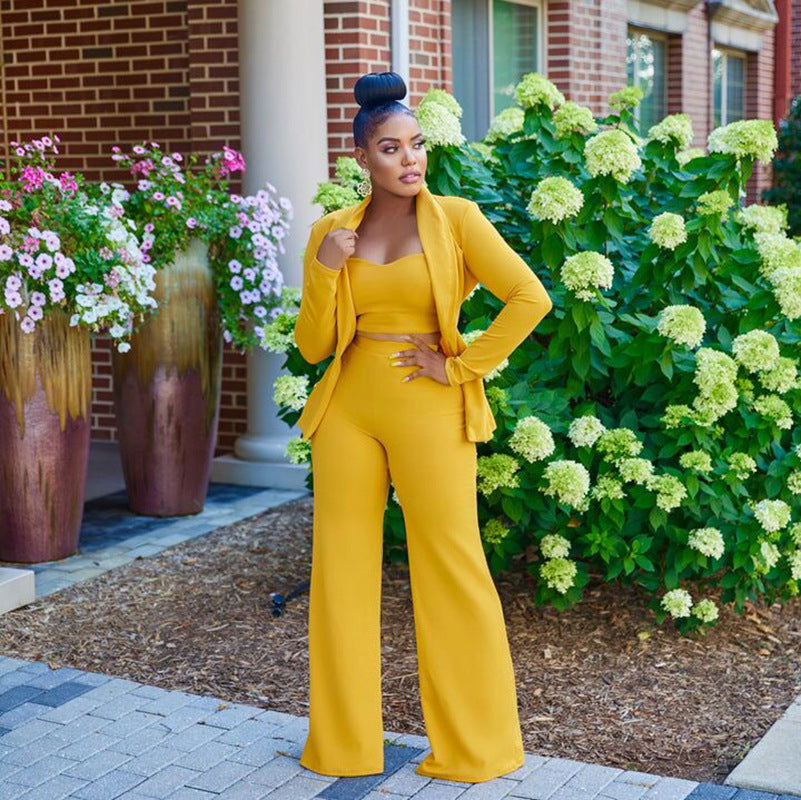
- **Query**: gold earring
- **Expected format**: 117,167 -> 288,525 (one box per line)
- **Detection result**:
357,167 -> 372,197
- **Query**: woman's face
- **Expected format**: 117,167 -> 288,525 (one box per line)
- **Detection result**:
355,112 -> 427,197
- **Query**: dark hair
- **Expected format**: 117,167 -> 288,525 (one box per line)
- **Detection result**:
353,71 -> 415,149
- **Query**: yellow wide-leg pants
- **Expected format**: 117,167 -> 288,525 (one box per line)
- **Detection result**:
298,333 -> 525,783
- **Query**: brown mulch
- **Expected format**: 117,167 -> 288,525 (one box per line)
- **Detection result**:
1,495 -> 800,784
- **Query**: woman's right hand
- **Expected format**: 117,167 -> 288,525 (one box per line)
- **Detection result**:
316,228 -> 359,271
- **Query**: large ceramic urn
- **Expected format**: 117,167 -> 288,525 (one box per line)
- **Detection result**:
0,309 -> 92,563
112,238 -> 223,516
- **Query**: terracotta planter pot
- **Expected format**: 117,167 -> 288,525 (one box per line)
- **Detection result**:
0,310 -> 92,563
112,238 -> 223,517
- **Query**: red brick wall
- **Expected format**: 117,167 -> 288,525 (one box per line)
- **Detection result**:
0,0 -> 246,456
747,27 -> 776,203
793,0 -> 801,98
546,0 -> 628,113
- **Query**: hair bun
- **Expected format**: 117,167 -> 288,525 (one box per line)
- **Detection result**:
354,72 -> 407,109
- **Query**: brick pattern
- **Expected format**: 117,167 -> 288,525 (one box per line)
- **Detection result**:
794,0 -> 801,98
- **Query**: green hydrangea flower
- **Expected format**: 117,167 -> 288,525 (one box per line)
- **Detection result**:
787,471 -> 801,495
787,550 -> 801,581
753,393 -> 793,430
769,266 -> 801,320
481,518 -> 510,545
485,107 -> 525,143
657,304 -> 706,348
553,101 -> 598,139
591,475 -> 626,500
753,232 -> 801,280
416,99 -> 465,147
726,452 -> 757,480
527,176 -> 584,223
515,72 -> 565,110
584,129 -> 642,183
334,156 -> 365,187
272,374 -> 309,411
697,190 -> 734,216
261,313 -> 298,353
476,453 -> 521,495
540,533 -> 571,559
596,427 -> 643,463
753,539 -> 781,573
789,522 -> 801,547
688,527 -> 725,559
645,473 -> 687,512
567,414 -> 606,447
736,203 -> 789,234
509,415 -> 555,462
560,251 -> 614,301
691,348 -> 739,422
618,457 -> 654,485
707,119 -> 778,164
539,557 -> 578,594
313,181 -> 361,214
753,498 -> 791,532
285,437 -> 312,464
661,588 -> 693,618
648,113 -> 694,149
485,385 -> 508,405
692,598 -> 719,623
661,404 -> 694,429
758,356 -> 799,394
679,450 -> 713,474
420,88 -> 463,119
542,459 -> 591,508
649,212 -> 688,250
609,85 -> 644,110
731,330 -> 780,373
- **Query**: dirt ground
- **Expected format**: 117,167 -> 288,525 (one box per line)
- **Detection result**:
1,494 -> 799,783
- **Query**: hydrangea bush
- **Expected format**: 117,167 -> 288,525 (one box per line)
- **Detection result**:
0,136 -> 156,351
267,78 -> 801,634
111,142 -> 293,350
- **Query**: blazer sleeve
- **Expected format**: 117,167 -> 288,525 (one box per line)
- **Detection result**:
293,218 -> 342,364
444,200 -> 553,386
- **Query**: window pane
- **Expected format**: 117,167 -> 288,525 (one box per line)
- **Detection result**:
493,0 -> 539,114
626,34 -> 636,86
452,0 -> 490,140
629,32 -> 666,135
712,48 -> 722,128
726,53 -> 745,122
638,35 -> 666,132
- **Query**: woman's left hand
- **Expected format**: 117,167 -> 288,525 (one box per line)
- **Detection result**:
390,333 -> 449,385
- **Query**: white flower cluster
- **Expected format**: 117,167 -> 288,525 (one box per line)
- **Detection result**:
656,305 -> 706,349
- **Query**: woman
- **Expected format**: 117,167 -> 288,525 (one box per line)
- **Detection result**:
294,71 -> 554,783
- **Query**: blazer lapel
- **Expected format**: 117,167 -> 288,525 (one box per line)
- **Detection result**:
335,184 -> 460,358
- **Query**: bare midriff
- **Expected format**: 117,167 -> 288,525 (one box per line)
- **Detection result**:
355,331 -> 441,344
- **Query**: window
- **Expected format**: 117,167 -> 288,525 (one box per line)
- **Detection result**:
712,47 -> 746,128
452,0 -> 543,141
626,29 -> 667,135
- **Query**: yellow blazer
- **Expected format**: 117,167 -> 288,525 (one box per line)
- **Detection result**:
293,183 -> 554,443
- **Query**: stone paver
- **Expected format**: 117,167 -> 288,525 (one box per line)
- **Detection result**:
0,655 -> 797,800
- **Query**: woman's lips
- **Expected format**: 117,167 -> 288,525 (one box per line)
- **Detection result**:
400,173 -> 420,183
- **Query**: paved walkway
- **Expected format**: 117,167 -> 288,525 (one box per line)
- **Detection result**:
0,652 -> 793,800
0,476 -> 799,799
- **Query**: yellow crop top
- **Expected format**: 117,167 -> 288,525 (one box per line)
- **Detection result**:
348,252 -> 440,334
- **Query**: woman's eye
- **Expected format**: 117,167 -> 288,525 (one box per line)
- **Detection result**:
384,141 -> 426,153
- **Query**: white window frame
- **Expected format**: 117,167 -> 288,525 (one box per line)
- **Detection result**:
626,26 -> 669,131
711,45 -> 747,127
487,0 -> 547,118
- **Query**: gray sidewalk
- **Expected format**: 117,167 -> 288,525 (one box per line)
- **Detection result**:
0,652 -> 778,800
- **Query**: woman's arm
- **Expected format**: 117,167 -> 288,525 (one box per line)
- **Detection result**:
293,218 -> 341,364
444,200 -> 553,386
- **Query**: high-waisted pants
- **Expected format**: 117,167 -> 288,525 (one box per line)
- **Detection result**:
298,333 -> 525,783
